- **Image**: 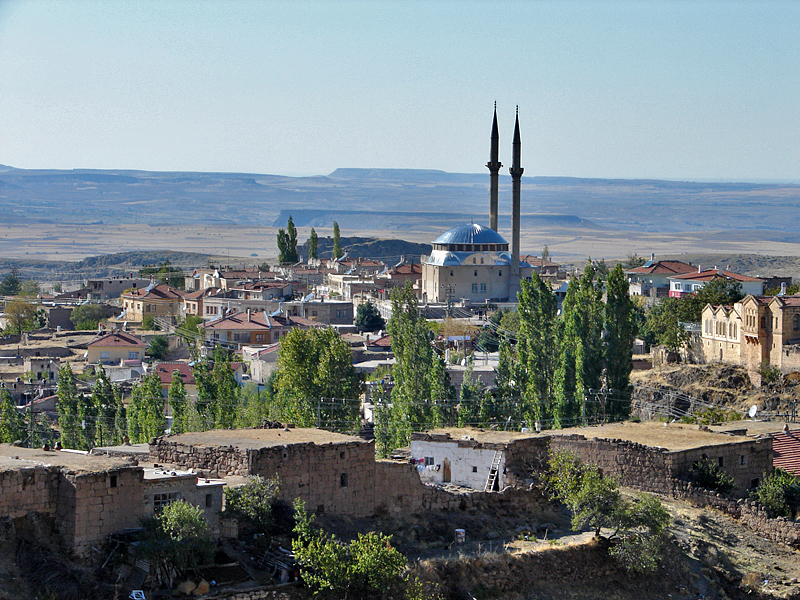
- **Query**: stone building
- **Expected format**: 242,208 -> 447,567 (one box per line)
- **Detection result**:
410,421 -> 773,497
701,293 -> 800,383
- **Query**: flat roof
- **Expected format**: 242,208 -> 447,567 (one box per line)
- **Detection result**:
0,445 -> 135,474
546,421 -> 755,451
159,427 -> 368,451
415,421 -> 760,452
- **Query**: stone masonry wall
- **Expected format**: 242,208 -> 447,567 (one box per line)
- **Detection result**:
57,468 -> 145,556
152,438 -> 378,518
0,466 -> 59,519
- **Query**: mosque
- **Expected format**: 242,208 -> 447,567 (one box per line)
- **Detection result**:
421,106 -> 533,303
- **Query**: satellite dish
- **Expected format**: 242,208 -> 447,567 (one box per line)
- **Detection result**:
748,405 -> 758,419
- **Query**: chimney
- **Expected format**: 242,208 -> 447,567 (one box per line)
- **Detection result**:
509,106 -> 523,278
698,265 -> 701,273
779,282 -> 787,296
650,252 -> 655,262
246,308 -> 251,321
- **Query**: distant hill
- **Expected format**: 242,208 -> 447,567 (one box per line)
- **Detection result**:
0,166 -> 797,234
298,236 -> 431,263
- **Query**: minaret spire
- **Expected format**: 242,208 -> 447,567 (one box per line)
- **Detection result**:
486,102 -> 502,232
509,106 -> 524,278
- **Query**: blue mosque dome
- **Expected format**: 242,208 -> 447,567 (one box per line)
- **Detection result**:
432,223 -> 508,247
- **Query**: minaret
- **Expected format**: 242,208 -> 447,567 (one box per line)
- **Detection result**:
486,102 -> 502,232
509,106 -> 524,277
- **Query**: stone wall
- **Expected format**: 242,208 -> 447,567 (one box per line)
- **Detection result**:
151,438 -> 378,518
0,466 -> 59,519
57,468 -> 145,556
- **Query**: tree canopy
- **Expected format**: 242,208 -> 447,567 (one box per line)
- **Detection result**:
355,302 -> 385,332
277,215 -> 299,265
332,221 -> 343,259
308,227 -> 319,260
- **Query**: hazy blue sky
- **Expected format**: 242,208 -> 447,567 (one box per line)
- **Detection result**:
1,0 -> 798,181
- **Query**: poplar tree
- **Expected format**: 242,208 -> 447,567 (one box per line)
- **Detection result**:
605,264 -> 637,420
0,388 -> 26,444
212,360 -> 239,429
168,370 -> 188,435
57,363 -> 81,449
192,360 -> 215,429
308,228 -> 319,260
385,282 -> 447,449
130,371 -> 166,443
332,221 -> 343,259
277,215 -> 299,265
91,366 -> 118,447
516,273 -> 558,426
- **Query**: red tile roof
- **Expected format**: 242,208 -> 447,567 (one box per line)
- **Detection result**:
203,310 -> 288,331
772,429 -> 800,475
183,287 -> 221,300
123,283 -> 186,300
771,295 -> 800,307
520,255 -> 560,269
155,362 -> 195,386
88,332 -> 147,348
626,260 -> 695,275
670,269 -> 763,283
392,263 -> 423,275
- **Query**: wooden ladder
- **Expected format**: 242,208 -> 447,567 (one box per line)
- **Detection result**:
484,450 -> 503,492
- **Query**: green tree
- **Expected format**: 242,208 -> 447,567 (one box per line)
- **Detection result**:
751,468 -> 800,518
620,253 -> 647,269
129,371 -> 166,443
275,327 -> 363,429
277,215 -> 299,265
19,280 -> 40,297
604,264 -> 637,421
292,499 -> 409,600
332,221 -> 343,259
168,370 -> 189,435
192,360 -> 215,429
0,388 -> 26,444
137,499 -> 214,586
70,304 -> 106,330
548,450 -> 670,573
355,301 -> 385,332
148,335 -> 169,360
308,227 -> 319,260
223,475 -> 279,536
57,363 -> 81,449
212,359 -> 239,428
457,356 -> 483,427
77,386 -> 98,450
641,297 -> 689,353
385,282 -> 448,450
4,300 -> 38,334
88,366 -> 119,447
516,273 -> 558,427
0,268 -> 22,296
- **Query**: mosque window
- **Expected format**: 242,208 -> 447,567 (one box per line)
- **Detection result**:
450,270 -> 454,277
480,258 -> 484,264
499,270 -> 502,276
474,270 -> 478,277
472,257 -> 476,264
480,283 -> 487,292
472,283 -> 478,293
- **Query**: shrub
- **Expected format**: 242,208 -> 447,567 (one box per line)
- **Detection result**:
292,499 -> 413,599
223,475 -> 280,536
137,500 -> 214,585
547,450 -> 670,573
758,361 -> 782,384
689,458 -> 734,493
751,468 -> 800,518
141,314 -> 159,331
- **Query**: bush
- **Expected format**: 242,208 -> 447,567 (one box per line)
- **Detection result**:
142,314 -> 159,331
751,468 -> 800,518
148,335 -> 169,359
547,450 -> 670,573
223,475 -> 280,536
758,361 -> 782,384
137,500 -> 214,585
292,499 -> 414,599
689,458 -> 734,493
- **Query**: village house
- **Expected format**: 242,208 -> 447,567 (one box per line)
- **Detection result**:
241,343 -> 280,384
180,287 -> 221,318
201,281 -> 293,320
23,356 -> 60,384
121,283 -> 186,323
202,309 -> 293,348
625,256 -> 696,298
376,260 -> 423,287
280,297 -> 354,325
86,331 -> 147,365
86,276 -> 153,300
0,445 -> 226,556
669,268 -> 764,299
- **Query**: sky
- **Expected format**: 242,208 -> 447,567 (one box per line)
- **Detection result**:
0,0 -> 798,182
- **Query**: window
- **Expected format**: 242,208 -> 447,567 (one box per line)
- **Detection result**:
205,493 -> 213,508
450,270 -> 454,277
340,473 -> 349,487
794,314 -> 800,331
740,455 -> 746,466
255,334 -> 265,342
472,466 -> 478,473
674,283 -> 682,291
472,257 -> 476,264
480,283 -> 487,292
717,457 -> 724,467
480,258 -> 484,264
424,456 -> 434,466
109,475 -> 117,488
100,351 -> 110,360
472,283 -> 478,293
474,270 -> 478,277
498,270 -> 502,276
153,492 -> 180,513
128,351 -> 139,360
